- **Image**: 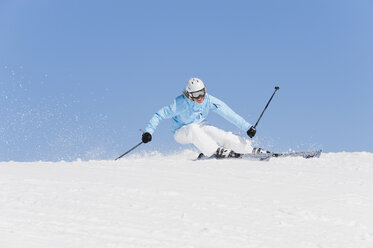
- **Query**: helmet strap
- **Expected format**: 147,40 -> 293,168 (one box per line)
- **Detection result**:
182,91 -> 192,99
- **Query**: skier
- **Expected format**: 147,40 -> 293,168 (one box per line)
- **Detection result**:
142,78 -> 260,159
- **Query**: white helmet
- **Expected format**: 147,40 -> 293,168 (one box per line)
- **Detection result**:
185,78 -> 206,99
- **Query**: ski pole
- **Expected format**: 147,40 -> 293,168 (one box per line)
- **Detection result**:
115,142 -> 143,160
254,86 -> 279,128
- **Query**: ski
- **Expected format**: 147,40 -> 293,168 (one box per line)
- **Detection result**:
271,149 -> 322,159
195,153 -> 272,161
195,149 -> 322,161
240,153 -> 272,161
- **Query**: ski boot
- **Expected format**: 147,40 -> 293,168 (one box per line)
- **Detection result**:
252,147 -> 271,154
252,147 -> 280,157
213,147 -> 241,159
197,153 -> 207,160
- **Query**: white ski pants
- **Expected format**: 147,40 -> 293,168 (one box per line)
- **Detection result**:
174,124 -> 253,157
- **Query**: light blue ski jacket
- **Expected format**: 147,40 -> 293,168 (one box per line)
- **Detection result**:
144,94 -> 252,134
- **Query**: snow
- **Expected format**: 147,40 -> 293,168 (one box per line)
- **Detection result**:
1,151 -> 373,248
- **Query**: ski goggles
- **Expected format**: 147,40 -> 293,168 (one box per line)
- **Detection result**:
190,88 -> 206,99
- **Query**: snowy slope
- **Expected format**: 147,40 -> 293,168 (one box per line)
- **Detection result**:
1,151 -> 373,248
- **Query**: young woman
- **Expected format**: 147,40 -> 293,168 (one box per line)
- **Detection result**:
142,78 -> 258,158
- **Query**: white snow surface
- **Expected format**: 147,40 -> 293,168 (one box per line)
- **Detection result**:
1,151 -> 373,248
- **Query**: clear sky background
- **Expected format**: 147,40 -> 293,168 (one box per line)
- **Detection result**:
1,0 -> 372,161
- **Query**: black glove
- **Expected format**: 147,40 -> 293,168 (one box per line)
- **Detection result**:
247,126 -> 256,138
142,132 -> 152,143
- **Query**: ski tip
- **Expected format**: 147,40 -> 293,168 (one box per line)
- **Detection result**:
272,149 -> 322,159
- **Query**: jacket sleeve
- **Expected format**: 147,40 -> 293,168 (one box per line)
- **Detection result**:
209,95 -> 252,131
144,99 -> 178,134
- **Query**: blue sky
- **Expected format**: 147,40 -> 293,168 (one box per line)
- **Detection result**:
1,0 -> 372,161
